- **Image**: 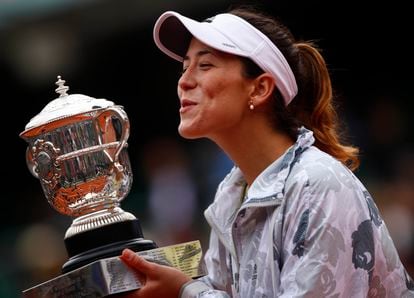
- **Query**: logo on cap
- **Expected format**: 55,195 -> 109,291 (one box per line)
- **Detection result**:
222,43 -> 236,49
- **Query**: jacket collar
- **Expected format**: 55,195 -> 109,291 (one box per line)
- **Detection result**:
246,127 -> 314,203
204,127 -> 314,252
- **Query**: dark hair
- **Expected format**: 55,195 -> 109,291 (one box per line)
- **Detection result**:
229,6 -> 360,171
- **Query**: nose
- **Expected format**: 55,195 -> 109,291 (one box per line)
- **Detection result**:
178,68 -> 196,92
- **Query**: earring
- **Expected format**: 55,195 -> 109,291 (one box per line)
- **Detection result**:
249,100 -> 255,111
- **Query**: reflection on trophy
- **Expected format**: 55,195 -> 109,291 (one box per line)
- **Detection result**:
20,76 -> 157,274
20,76 -> 205,297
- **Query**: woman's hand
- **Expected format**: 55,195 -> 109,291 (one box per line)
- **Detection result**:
117,248 -> 192,298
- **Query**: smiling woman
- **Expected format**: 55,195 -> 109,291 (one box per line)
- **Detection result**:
114,5 -> 414,298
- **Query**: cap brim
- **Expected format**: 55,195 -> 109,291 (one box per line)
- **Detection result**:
153,12 -> 193,61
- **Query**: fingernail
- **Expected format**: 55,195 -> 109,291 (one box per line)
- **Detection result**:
121,248 -> 135,261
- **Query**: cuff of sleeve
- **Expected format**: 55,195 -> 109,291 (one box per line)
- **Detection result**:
179,280 -> 211,298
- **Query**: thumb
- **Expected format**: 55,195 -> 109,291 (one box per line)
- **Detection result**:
120,248 -> 153,274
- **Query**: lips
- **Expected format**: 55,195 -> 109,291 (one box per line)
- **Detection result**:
180,99 -> 197,113
181,99 -> 197,107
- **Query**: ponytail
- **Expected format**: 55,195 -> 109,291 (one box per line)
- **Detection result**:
292,42 -> 359,170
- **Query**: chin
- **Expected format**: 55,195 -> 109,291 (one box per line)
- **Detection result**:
178,126 -> 203,140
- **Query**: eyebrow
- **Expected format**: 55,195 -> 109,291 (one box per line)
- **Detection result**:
183,49 -> 214,61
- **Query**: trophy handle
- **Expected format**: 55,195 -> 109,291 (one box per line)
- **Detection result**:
94,106 -> 130,172
26,139 -> 62,188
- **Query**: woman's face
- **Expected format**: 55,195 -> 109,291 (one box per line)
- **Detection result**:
177,38 -> 253,140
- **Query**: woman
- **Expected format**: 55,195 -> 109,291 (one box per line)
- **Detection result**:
119,7 -> 414,298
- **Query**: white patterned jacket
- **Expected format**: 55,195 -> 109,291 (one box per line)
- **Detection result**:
180,128 -> 414,298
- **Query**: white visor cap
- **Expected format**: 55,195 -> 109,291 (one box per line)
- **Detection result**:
153,11 -> 298,105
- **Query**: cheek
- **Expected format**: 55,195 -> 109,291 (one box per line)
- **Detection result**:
202,77 -> 222,99
204,74 -> 241,101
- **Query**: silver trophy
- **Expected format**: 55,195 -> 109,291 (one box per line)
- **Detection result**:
20,76 -> 156,273
20,77 -> 205,297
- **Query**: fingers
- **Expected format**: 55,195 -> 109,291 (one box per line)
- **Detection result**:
120,248 -> 154,274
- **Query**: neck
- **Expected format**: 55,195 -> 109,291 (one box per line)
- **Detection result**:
211,120 -> 294,186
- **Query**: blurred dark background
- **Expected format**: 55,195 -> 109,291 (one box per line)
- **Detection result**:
1,0 -> 413,296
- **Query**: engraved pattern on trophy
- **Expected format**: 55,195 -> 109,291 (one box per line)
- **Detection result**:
31,139 -> 62,189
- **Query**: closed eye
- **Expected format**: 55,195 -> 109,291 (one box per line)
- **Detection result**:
180,64 -> 212,76
199,63 -> 213,69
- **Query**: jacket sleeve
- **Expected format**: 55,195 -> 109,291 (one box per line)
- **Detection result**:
180,230 -> 231,298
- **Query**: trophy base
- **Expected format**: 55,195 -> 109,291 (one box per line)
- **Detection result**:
62,219 -> 156,273
23,240 -> 206,297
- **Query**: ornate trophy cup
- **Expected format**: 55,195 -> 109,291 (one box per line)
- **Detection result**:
20,76 -> 205,297
20,76 -> 156,274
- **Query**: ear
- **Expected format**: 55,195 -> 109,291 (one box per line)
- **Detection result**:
249,73 -> 275,107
